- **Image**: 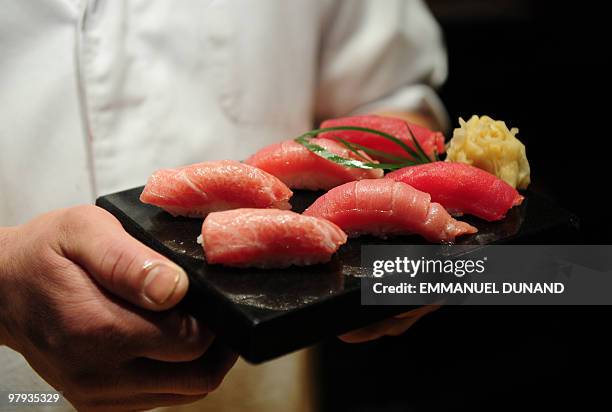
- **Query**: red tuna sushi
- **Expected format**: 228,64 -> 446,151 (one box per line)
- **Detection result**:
386,162 -> 524,221
303,179 -> 476,243
244,137 -> 383,190
140,160 -> 292,217
319,115 -> 445,162
201,209 -> 347,268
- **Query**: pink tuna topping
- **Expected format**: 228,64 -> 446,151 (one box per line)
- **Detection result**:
319,115 -> 445,162
201,208 -> 347,268
245,137 -> 383,191
140,160 -> 292,218
303,179 -> 476,243
386,162 -> 523,221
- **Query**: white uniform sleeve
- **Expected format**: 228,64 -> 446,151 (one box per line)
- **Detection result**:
0,0 -> 94,226
314,0 -> 449,130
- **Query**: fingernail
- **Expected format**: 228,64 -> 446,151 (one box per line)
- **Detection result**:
143,262 -> 185,305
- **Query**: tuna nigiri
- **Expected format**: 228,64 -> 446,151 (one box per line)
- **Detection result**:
386,162 -> 524,221
201,209 -> 347,268
140,160 -> 292,217
319,115 -> 445,162
244,137 -> 383,190
303,179 -> 476,243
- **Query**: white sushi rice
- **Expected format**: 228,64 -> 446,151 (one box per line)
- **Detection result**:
196,234 -> 203,245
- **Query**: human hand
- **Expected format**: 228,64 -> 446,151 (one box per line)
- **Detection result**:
0,205 -> 237,411
338,305 -> 440,343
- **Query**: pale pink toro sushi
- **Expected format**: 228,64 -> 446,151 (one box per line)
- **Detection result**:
244,137 -> 383,190
303,179 -> 477,243
201,209 -> 347,268
140,160 -> 292,217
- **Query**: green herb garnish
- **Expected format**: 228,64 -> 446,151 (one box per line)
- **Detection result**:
294,125 -> 435,171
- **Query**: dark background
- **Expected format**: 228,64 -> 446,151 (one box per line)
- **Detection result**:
433,0 -> 610,244
315,2 -> 610,410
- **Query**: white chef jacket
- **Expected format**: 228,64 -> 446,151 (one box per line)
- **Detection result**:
0,0 -> 447,410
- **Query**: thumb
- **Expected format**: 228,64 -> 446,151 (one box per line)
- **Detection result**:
58,205 -> 189,311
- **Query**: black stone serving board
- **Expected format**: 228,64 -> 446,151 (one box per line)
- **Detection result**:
96,187 -> 578,363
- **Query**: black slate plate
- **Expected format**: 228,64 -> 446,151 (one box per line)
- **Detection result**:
96,187 -> 578,363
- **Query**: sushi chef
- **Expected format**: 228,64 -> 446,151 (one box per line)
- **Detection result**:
0,0 -> 447,410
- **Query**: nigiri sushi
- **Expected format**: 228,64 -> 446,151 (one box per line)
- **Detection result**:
201,209 -> 347,268
303,179 -> 477,243
319,115 -> 445,162
140,160 -> 292,217
385,162 -> 524,221
244,137 -> 383,190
